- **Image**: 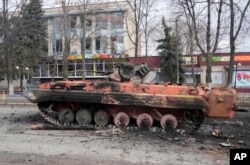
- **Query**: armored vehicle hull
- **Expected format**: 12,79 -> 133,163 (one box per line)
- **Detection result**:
24,79 -> 237,132
23,62 -> 237,132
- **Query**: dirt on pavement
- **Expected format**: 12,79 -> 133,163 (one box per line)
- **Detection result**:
0,104 -> 249,165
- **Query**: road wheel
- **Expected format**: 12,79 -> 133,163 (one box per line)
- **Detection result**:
94,110 -> 110,127
76,108 -> 92,125
58,107 -> 74,124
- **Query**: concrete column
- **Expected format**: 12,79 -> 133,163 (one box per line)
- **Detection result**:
76,15 -> 81,55
47,63 -> 50,77
107,13 -> 111,54
47,18 -> 53,56
39,65 -> 42,77
91,15 -> 96,54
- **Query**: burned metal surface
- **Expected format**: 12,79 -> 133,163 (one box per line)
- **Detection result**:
23,62 -> 238,131
24,82 -> 208,110
24,80 -> 236,117
93,81 -> 120,92
205,88 -> 237,118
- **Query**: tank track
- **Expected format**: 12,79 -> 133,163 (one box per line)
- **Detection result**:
38,103 -> 101,130
38,103 -> 63,126
37,103 -> 205,133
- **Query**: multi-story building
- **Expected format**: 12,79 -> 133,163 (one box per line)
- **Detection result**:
33,1 -> 140,82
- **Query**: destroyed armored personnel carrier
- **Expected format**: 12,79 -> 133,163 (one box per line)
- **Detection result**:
23,62 -> 237,132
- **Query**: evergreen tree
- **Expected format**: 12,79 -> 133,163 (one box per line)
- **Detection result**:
18,0 -> 47,76
156,17 -> 185,83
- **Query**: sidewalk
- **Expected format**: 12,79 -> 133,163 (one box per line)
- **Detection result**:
0,94 -> 35,105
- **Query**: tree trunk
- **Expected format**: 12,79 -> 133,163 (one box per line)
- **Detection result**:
190,36 -> 196,84
135,23 -> 139,64
62,0 -> 69,81
206,0 -> 212,90
227,0 -> 235,88
145,39 -> 148,65
81,13 -> 86,81
3,0 -> 14,95
62,45 -> 69,80
7,50 -> 14,95
145,14 -> 148,65
20,70 -> 23,92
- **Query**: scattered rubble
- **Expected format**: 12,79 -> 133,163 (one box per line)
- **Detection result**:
211,129 -> 222,138
219,143 -> 231,147
95,127 -> 125,137
223,120 -> 244,126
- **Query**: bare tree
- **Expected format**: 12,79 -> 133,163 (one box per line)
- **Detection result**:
51,19 -> 63,82
182,17 -> 197,84
171,3 -> 200,84
74,0 -> 102,80
62,0 -> 71,80
173,0 -> 224,89
114,0 -> 160,65
226,0 -> 250,87
0,0 -> 28,95
140,0 -> 159,65
55,0 -> 72,80
122,0 -> 144,64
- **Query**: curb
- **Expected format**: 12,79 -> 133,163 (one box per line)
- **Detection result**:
0,102 -> 36,106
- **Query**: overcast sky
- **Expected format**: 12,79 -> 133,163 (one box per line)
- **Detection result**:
1,0 -> 249,54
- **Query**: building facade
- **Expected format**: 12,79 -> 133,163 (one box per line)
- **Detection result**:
32,1 -> 139,82
183,52 -> 250,93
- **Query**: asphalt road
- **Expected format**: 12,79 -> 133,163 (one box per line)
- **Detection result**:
0,104 -> 235,165
0,95 -> 249,165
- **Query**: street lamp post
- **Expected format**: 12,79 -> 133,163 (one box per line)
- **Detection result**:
25,67 -> 29,80
16,66 -> 29,93
234,63 -> 241,88
16,66 -> 20,79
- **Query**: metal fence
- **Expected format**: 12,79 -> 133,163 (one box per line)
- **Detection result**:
237,93 -> 250,108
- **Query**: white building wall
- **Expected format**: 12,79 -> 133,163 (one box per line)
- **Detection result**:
200,66 -> 228,88
43,1 -> 137,58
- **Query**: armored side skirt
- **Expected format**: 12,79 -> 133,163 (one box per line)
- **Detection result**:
23,88 -> 208,110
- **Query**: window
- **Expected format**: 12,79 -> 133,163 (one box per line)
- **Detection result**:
185,75 -> 200,84
100,36 -> 108,53
111,36 -> 124,54
68,62 -> 75,76
96,36 -> 100,52
70,16 -> 77,28
55,39 -> 62,52
86,19 -> 92,28
86,59 -> 94,76
183,56 -> 198,65
53,17 -> 63,38
111,12 -> 124,35
86,38 -> 91,50
76,63 -> 83,76
96,13 -> 108,30
211,71 -> 223,85
80,37 -> 91,51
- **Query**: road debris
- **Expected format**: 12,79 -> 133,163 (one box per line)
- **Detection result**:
237,140 -> 245,144
235,121 -> 244,126
95,127 -> 125,137
211,129 -> 222,138
29,124 -> 97,130
223,120 -> 244,126
219,143 -> 231,147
